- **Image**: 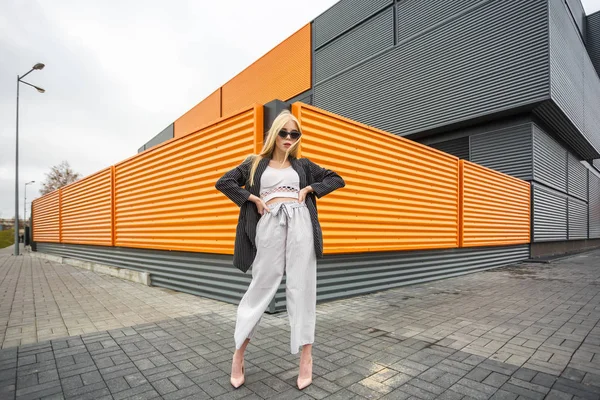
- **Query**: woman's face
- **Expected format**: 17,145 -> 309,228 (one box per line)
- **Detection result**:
275,119 -> 300,155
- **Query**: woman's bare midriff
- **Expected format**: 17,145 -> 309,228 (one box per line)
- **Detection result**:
266,197 -> 299,206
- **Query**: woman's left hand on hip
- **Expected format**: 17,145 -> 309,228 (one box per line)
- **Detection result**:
298,186 -> 313,203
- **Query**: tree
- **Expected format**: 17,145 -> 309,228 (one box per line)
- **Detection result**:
40,161 -> 81,195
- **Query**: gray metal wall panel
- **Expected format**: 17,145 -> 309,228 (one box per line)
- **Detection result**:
533,123 -> 568,192
568,152 -> 588,200
533,183 -> 568,241
470,122 -> 533,181
36,243 -> 252,306
144,124 -> 174,150
396,0 -> 479,44
286,90 -> 312,105
590,170 -> 600,238
314,0 -> 392,49
584,49 -> 600,157
137,145 -> 145,153
36,243 -> 529,313
533,101 -> 598,160
315,7 -> 394,83
427,137 -> 469,160
314,0 -> 549,139
588,11 -> 600,76
274,245 -> 529,310
550,0 -> 585,132
549,0 -> 600,156
568,196 -> 588,240
594,159 -> 600,172
565,0 -> 585,38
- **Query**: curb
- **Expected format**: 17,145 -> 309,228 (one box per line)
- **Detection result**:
30,252 -> 151,286
527,247 -> 600,264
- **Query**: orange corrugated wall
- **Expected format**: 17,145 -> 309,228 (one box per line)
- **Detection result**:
292,103 -> 460,253
174,88 -> 221,139
113,106 -> 263,253
32,190 -> 61,243
221,24 -> 311,116
461,160 -> 531,247
31,104 -> 532,255
60,167 -> 114,246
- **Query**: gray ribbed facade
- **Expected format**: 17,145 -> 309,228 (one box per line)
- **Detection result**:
313,0 -> 392,49
315,7 -> 394,84
532,124 -> 567,192
566,0 -> 586,36
470,120 -> 534,181
137,123 -> 174,153
37,243 -> 251,306
36,242 -> 529,312
568,197 -> 589,239
588,11 -> 600,77
427,137 -> 470,161
548,0 -> 600,159
590,170 -> 600,238
568,152 -> 589,201
532,184 -> 568,242
313,0 -> 549,139
419,117 -> 595,245
312,0 -> 600,153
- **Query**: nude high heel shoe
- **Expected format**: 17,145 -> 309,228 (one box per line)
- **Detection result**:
297,356 -> 312,390
230,359 -> 245,389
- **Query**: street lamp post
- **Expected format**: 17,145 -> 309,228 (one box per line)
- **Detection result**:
24,181 -> 35,238
14,63 -> 45,256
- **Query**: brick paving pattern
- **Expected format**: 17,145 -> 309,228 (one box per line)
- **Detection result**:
0,246 -> 598,399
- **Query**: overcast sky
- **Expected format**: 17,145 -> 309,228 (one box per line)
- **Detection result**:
1,0 -> 600,220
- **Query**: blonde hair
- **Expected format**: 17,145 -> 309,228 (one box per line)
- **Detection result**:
248,109 -> 302,186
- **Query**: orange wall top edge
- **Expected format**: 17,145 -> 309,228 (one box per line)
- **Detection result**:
292,102 -> 459,162
174,88 -> 222,139
116,104 -> 262,167
31,166 -> 112,205
221,24 -> 311,116
33,105 -> 261,205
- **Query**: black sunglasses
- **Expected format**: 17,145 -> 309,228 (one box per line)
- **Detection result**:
278,130 -> 302,140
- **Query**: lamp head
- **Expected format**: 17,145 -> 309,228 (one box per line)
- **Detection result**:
33,63 -> 45,70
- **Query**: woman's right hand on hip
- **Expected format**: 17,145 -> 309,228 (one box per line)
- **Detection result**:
249,195 -> 270,215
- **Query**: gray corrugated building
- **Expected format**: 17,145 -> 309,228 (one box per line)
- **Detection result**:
311,0 -> 600,258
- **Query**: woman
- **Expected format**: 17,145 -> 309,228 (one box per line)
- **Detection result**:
215,109 -> 345,390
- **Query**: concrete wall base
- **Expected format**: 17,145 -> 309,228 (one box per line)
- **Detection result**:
30,251 -> 151,286
530,239 -> 600,259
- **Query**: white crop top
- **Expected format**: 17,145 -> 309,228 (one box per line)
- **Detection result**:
260,166 -> 300,203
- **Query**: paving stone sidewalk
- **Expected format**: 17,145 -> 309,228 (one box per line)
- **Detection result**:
0,248 -> 599,399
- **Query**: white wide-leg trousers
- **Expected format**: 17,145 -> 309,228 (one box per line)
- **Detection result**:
234,201 -> 317,354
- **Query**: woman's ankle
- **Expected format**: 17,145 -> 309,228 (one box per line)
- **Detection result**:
300,345 -> 312,361
234,338 -> 250,361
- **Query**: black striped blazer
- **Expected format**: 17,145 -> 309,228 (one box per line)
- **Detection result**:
215,156 -> 345,272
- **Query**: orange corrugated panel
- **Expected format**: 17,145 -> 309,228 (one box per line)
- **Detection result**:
293,103 -> 460,254
32,190 -> 61,243
461,160 -> 531,246
114,106 -> 263,253
221,24 -> 311,116
174,88 -> 221,139
60,167 -> 113,246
